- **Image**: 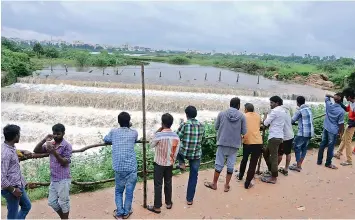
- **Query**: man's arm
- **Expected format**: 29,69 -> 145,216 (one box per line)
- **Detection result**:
291,110 -> 301,125
149,135 -> 159,148
103,130 -> 113,145
325,96 -> 332,108
241,115 -> 247,136
215,113 -> 221,131
49,144 -> 72,166
338,111 -> 345,137
34,134 -> 52,153
264,110 -> 276,127
1,156 -> 22,197
176,124 -> 185,140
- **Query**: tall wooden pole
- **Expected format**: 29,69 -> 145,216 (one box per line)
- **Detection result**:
141,64 -> 147,208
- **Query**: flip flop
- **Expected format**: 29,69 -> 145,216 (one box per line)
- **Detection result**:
147,205 -> 161,214
340,161 -> 352,166
248,182 -> 254,189
113,210 -> 123,219
187,201 -> 193,205
166,203 -> 173,209
325,164 -> 338,169
278,168 -> 289,176
224,185 -> 230,192
261,176 -> 276,184
289,165 -> 301,172
123,211 -> 133,219
204,182 -> 217,190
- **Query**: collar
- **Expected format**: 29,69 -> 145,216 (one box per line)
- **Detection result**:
3,142 -> 16,151
161,128 -> 172,132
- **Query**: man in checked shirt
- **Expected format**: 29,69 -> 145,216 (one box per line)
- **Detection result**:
176,106 -> 204,206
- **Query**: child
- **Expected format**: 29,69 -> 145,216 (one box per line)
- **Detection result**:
147,113 -> 180,214
103,112 -> 138,219
34,123 -> 72,219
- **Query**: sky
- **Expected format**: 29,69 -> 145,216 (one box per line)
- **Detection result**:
1,0 -> 355,57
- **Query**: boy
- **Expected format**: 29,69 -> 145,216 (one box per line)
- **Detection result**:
262,96 -> 285,184
147,113 -> 180,214
2,124 -> 32,219
317,94 -> 345,169
238,103 -> 262,189
205,98 -> 247,192
103,112 -> 138,219
34,123 -> 72,219
334,88 -> 355,166
290,96 -> 314,172
176,106 -> 204,205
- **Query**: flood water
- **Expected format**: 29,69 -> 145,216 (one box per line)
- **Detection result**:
38,62 -> 328,99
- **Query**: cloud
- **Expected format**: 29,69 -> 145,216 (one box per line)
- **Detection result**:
1,1 -> 355,56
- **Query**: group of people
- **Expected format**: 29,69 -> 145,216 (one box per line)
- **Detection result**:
1,87 -> 354,219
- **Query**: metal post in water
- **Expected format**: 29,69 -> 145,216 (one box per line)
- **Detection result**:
257,74 -> 260,84
179,71 -> 181,79
237,74 -> 239,83
141,64 -> 147,208
134,72 -> 136,76
64,64 -> 68,75
159,71 -> 162,78
50,60 -> 53,74
205,73 -> 207,81
219,71 -> 221,82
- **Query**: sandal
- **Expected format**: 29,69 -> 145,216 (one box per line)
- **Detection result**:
245,182 -> 254,189
340,161 -> 352,166
147,205 -> 161,214
261,176 -> 276,184
187,201 -> 193,205
325,164 -> 338,169
262,170 -> 272,177
166,203 -> 173,209
334,154 -> 341,159
224,185 -> 230,192
204,182 -> 217,190
123,210 -> 133,219
278,168 -> 288,176
113,210 -> 123,219
289,165 -> 301,172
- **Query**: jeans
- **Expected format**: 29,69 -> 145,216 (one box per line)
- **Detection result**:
239,144 -> 262,188
293,136 -> 311,162
153,163 -> 173,208
48,179 -> 71,213
317,129 -> 337,166
1,188 -> 31,219
177,153 -> 200,202
114,171 -> 137,216
263,138 -> 282,177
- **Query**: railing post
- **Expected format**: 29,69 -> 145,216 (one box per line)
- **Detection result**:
219,71 -> 221,81
141,63 -> 147,208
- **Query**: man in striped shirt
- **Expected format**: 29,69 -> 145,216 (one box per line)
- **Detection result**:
147,113 -> 180,214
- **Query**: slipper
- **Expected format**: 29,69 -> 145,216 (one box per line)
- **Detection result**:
333,154 -> 341,159
146,205 -> 161,214
278,168 -> 288,176
123,211 -> 133,219
204,182 -> 217,190
289,165 -> 301,172
113,210 -> 123,219
224,185 -> 230,192
340,161 -> 352,166
166,203 -> 173,209
245,182 -> 254,189
262,171 -> 272,177
187,201 -> 193,205
325,164 -> 338,169
261,176 -> 276,184
236,173 -> 243,181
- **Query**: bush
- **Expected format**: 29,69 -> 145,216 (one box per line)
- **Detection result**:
168,56 -> 190,65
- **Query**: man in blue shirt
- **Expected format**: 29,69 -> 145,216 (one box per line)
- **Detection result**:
317,93 -> 345,169
104,112 -> 138,219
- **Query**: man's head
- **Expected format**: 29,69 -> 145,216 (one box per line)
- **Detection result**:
342,87 -> 355,102
230,97 -> 241,110
161,113 -> 174,129
296,96 -> 306,107
269,96 -> 283,109
244,103 -> 254,113
333,92 -> 344,104
185,106 -> 197,119
118,111 -> 131,128
3,124 -> 21,144
52,123 -> 65,143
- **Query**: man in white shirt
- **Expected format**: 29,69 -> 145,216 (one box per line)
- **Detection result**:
262,96 -> 286,184
278,106 -> 294,176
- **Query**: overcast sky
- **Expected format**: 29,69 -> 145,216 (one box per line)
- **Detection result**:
1,1 -> 355,57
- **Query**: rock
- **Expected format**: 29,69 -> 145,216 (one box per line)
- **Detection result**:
297,206 -> 306,211
306,74 -> 334,90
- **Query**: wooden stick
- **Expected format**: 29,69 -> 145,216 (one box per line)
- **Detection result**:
159,71 -> 162,78
205,73 -> 207,81
237,73 -> 239,83
141,63 -> 148,208
219,71 -> 221,81
257,74 -> 260,84
179,71 -> 181,79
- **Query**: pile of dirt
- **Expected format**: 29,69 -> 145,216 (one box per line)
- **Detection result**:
306,73 -> 334,90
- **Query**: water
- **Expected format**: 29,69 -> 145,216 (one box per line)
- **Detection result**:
39,62 -> 328,99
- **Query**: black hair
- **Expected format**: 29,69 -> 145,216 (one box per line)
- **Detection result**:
334,92 -> 344,103
296,96 -> 306,105
161,113 -> 174,128
270,96 -> 283,106
185,106 -> 197,119
230,97 -> 241,109
342,87 -> 355,99
244,103 -> 254,112
3,124 -> 20,142
52,123 -> 65,133
118,112 -> 131,127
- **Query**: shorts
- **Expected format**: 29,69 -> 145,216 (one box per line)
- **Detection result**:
48,179 -> 71,213
278,138 -> 294,155
215,146 -> 238,174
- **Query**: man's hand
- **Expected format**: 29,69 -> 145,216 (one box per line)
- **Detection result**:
46,143 -> 55,154
45,134 -> 53,141
156,127 -> 163,133
12,188 -> 22,198
263,112 -> 268,120
326,94 -> 334,98
179,118 -> 184,124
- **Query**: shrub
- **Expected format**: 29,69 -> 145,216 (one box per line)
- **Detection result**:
168,56 -> 190,65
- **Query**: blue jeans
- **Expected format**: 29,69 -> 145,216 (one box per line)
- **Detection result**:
177,153 -> 200,202
114,171 -> 137,217
293,136 -> 311,162
317,129 -> 337,166
1,188 -> 31,219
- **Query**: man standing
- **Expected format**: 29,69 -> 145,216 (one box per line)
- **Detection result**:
289,96 -> 314,172
176,106 -> 204,206
278,105 -> 294,176
317,94 -> 345,169
261,96 -> 285,184
1,124 -> 32,219
237,103 -> 262,189
334,88 -> 355,166
204,97 -> 247,192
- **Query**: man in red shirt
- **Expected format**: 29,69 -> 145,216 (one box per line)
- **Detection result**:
334,88 -> 355,166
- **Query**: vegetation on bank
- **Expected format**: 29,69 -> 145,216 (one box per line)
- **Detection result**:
1,105 -> 349,205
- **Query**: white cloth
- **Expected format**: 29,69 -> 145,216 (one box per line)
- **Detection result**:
264,106 -> 286,140
282,106 -> 294,141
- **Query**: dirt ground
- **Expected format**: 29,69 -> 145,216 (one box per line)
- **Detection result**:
2,149 -> 355,219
